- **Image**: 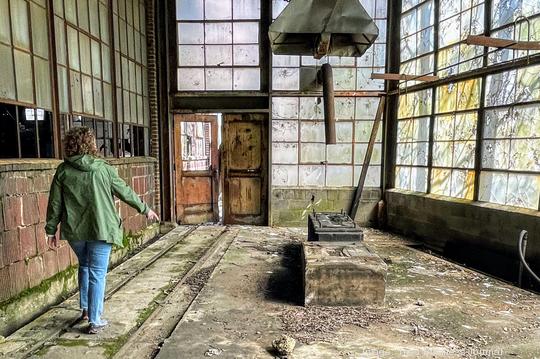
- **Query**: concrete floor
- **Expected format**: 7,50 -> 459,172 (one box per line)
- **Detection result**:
2,226 -> 540,358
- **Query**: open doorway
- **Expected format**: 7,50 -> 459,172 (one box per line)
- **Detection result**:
173,113 -> 268,225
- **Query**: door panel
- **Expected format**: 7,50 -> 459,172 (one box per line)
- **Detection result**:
174,114 -> 219,224
223,114 -> 268,225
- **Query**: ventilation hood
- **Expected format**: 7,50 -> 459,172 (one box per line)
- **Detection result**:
269,0 -> 379,59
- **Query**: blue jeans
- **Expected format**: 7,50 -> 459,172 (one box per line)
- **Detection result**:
69,240 -> 112,326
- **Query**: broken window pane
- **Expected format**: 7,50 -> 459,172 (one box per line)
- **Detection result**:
272,165 -> 298,186
272,120 -> 298,142
272,68 -> 299,91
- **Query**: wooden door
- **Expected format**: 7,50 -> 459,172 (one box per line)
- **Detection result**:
174,114 -> 219,224
222,114 -> 268,225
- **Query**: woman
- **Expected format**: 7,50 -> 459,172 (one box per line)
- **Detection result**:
45,127 -> 159,334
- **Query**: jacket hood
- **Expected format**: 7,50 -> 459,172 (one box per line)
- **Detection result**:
65,154 -> 106,172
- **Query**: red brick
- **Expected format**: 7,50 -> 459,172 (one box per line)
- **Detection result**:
0,266 -> 11,302
33,174 -> 52,192
37,193 -> 49,223
19,226 -> 36,259
35,226 -> 49,254
3,196 -> 23,230
8,261 -> 28,296
27,256 -> 44,288
22,194 -> 39,226
2,230 -> 21,265
0,200 -> 4,232
57,245 -> 71,271
42,250 -> 58,279
70,249 -> 78,266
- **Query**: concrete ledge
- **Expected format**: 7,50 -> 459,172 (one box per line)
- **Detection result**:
302,242 -> 387,306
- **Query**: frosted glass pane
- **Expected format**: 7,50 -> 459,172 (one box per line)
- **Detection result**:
135,65 -> 142,94
482,139 -> 510,169
272,97 -> 298,119
34,57 -> 51,110
0,0 -> 11,45
205,68 -> 232,90
129,60 -> 136,92
395,166 -> 411,190
354,143 -> 382,165
453,141 -> 476,168
91,40 -> 102,79
11,0 -> 29,50
485,70 -> 516,106
55,17 -> 66,66
299,165 -> 325,186
355,97 -> 380,119
411,167 -> 428,192
299,97 -> 324,120
93,79 -> 103,117
67,26 -> 80,70
433,142 -> 452,167
65,0 -> 77,24
412,142 -> 428,166
354,165 -> 381,187
14,50 -> 33,103
431,168 -> 452,196
272,143 -> 298,164
357,68 -> 384,90
205,0 -> 231,20
78,0 -> 89,31
479,171 -> 507,205
335,98 -> 355,120
334,68 -> 356,90
450,169 -> 475,199
327,144 -> 352,164
30,3 -> 49,58
233,45 -> 259,66
103,82 -> 112,119
300,122 -> 325,142
336,122 -> 353,143
178,68 -> 204,90
70,70 -> 82,112
102,45 -> 111,82
355,121 -> 382,142
205,22 -> 232,44
233,0 -> 260,19
233,22 -> 258,43
272,55 -> 299,67
300,143 -> 325,163
205,45 -> 232,66
272,165 -> 298,186
272,68 -> 299,90
178,23 -> 204,44
100,3 -> 109,43
507,173 -> 540,209
89,0 -> 99,37
80,34 -> 92,75
396,143 -> 412,165
82,75 -> 94,114
233,67 -> 259,90
178,45 -> 204,66
272,120 -> 298,142
0,43 -> 15,100
326,166 -> 353,187
510,139 -> 540,171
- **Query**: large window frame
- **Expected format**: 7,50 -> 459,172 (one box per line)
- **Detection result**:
392,0 -> 540,211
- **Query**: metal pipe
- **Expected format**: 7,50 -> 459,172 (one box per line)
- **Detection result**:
319,64 -> 336,145
518,230 -> 540,285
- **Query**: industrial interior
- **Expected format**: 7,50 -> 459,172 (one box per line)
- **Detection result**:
0,0 -> 540,357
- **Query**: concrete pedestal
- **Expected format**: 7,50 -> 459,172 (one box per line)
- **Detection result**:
302,241 -> 387,306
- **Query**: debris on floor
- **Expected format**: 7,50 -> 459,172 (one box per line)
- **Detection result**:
272,334 -> 296,358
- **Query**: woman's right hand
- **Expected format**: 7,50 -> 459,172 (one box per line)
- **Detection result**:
146,209 -> 160,222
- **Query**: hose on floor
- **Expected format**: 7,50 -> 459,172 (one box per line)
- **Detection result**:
518,230 -> 540,284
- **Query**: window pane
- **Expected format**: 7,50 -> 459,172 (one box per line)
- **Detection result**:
19,108 -> 37,158
0,104 -> 19,158
14,50 -> 34,104
10,0 -> 30,50
0,43 -> 15,100
38,110 -> 54,158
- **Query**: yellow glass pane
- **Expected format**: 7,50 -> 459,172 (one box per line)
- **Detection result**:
431,168 -> 451,196
457,78 -> 481,110
436,83 -> 457,113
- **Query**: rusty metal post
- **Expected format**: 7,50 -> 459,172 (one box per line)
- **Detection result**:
319,63 -> 336,145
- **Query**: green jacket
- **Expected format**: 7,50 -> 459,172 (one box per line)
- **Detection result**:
45,155 -> 149,247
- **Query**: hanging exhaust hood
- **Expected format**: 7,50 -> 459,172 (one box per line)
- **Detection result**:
269,0 -> 379,59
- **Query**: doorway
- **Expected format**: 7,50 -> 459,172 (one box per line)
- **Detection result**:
173,113 -> 268,225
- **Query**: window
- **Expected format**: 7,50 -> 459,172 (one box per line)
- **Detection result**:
395,89 -> 431,192
0,104 -> 54,158
271,0 -> 387,188
176,0 -> 261,91
400,0 -> 435,86
479,65 -> 540,209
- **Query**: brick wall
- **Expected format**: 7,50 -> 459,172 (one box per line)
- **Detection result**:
271,187 -> 382,227
0,157 -> 158,304
386,189 -> 540,291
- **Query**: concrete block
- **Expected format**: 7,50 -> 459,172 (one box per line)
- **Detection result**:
302,241 -> 387,306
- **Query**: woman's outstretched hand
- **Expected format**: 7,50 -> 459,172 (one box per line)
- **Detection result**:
146,209 -> 160,222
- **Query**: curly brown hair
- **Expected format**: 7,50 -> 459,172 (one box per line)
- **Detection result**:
63,126 -> 99,157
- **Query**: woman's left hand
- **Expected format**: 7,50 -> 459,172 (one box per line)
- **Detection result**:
146,209 -> 160,222
47,235 -> 58,249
